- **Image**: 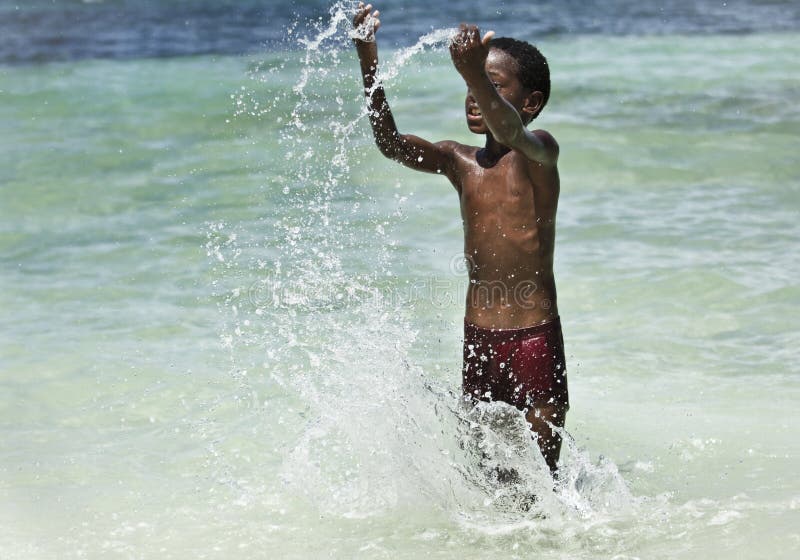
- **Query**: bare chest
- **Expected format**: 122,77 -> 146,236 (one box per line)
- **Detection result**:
458,159 -> 536,226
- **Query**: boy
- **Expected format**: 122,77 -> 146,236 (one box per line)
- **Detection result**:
353,4 -> 568,473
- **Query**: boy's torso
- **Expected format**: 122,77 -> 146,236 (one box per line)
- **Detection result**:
447,142 -> 560,329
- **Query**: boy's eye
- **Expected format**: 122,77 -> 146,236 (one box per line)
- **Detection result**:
492,82 -> 502,88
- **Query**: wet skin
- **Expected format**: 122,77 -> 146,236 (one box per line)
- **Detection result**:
354,7 -> 565,472
457,47 -> 560,330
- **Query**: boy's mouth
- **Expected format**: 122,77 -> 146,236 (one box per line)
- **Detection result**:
466,105 -> 484,131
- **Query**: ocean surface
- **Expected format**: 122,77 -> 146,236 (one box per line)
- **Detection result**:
2,1 -> 799,558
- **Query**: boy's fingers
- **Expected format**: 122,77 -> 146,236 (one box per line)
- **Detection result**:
464,25 -> 473,42
482,30 -> 495,45
451,26 -> 463,45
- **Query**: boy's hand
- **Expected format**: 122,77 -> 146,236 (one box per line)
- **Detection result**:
449,24 -> 495,79
352,2 -> 381,43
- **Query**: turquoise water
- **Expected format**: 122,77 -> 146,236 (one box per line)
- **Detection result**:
2,25 -> 800,560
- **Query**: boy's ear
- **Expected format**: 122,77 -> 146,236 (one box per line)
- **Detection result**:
522,90 -> 544,123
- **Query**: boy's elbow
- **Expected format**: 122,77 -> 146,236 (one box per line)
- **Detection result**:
375,139 -> 397,159
493,125 -> 523,149
374,132 -> 403,160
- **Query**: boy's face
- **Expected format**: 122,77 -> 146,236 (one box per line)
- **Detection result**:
465,48 -> 541,135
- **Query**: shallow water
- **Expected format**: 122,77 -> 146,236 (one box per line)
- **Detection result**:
2,3 -> 800,559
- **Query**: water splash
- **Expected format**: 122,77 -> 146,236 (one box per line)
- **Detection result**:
209,0 -> 653,546
374,27 -> 458,88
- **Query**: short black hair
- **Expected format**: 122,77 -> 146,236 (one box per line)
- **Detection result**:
488,37 -> 550,112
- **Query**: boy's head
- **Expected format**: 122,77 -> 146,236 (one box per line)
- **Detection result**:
489,37 -> 550,111
465,36 -> 551,134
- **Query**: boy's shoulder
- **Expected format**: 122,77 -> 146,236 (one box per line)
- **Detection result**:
516,128 -> 560,168
433,140 -> 478,164
439,129 -> 559,155
434,139 -> 470,152
531,128 -> 559,151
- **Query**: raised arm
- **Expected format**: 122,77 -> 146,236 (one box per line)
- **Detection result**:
449,25 -> 558,166
353,3 -> 456,176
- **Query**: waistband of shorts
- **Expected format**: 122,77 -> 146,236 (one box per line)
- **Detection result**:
464,316 -> 561,343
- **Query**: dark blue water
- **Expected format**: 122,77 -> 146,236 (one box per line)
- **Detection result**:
2,0 -> 799,64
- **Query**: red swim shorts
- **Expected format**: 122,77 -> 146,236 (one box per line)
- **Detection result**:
462,316 -> 569,410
